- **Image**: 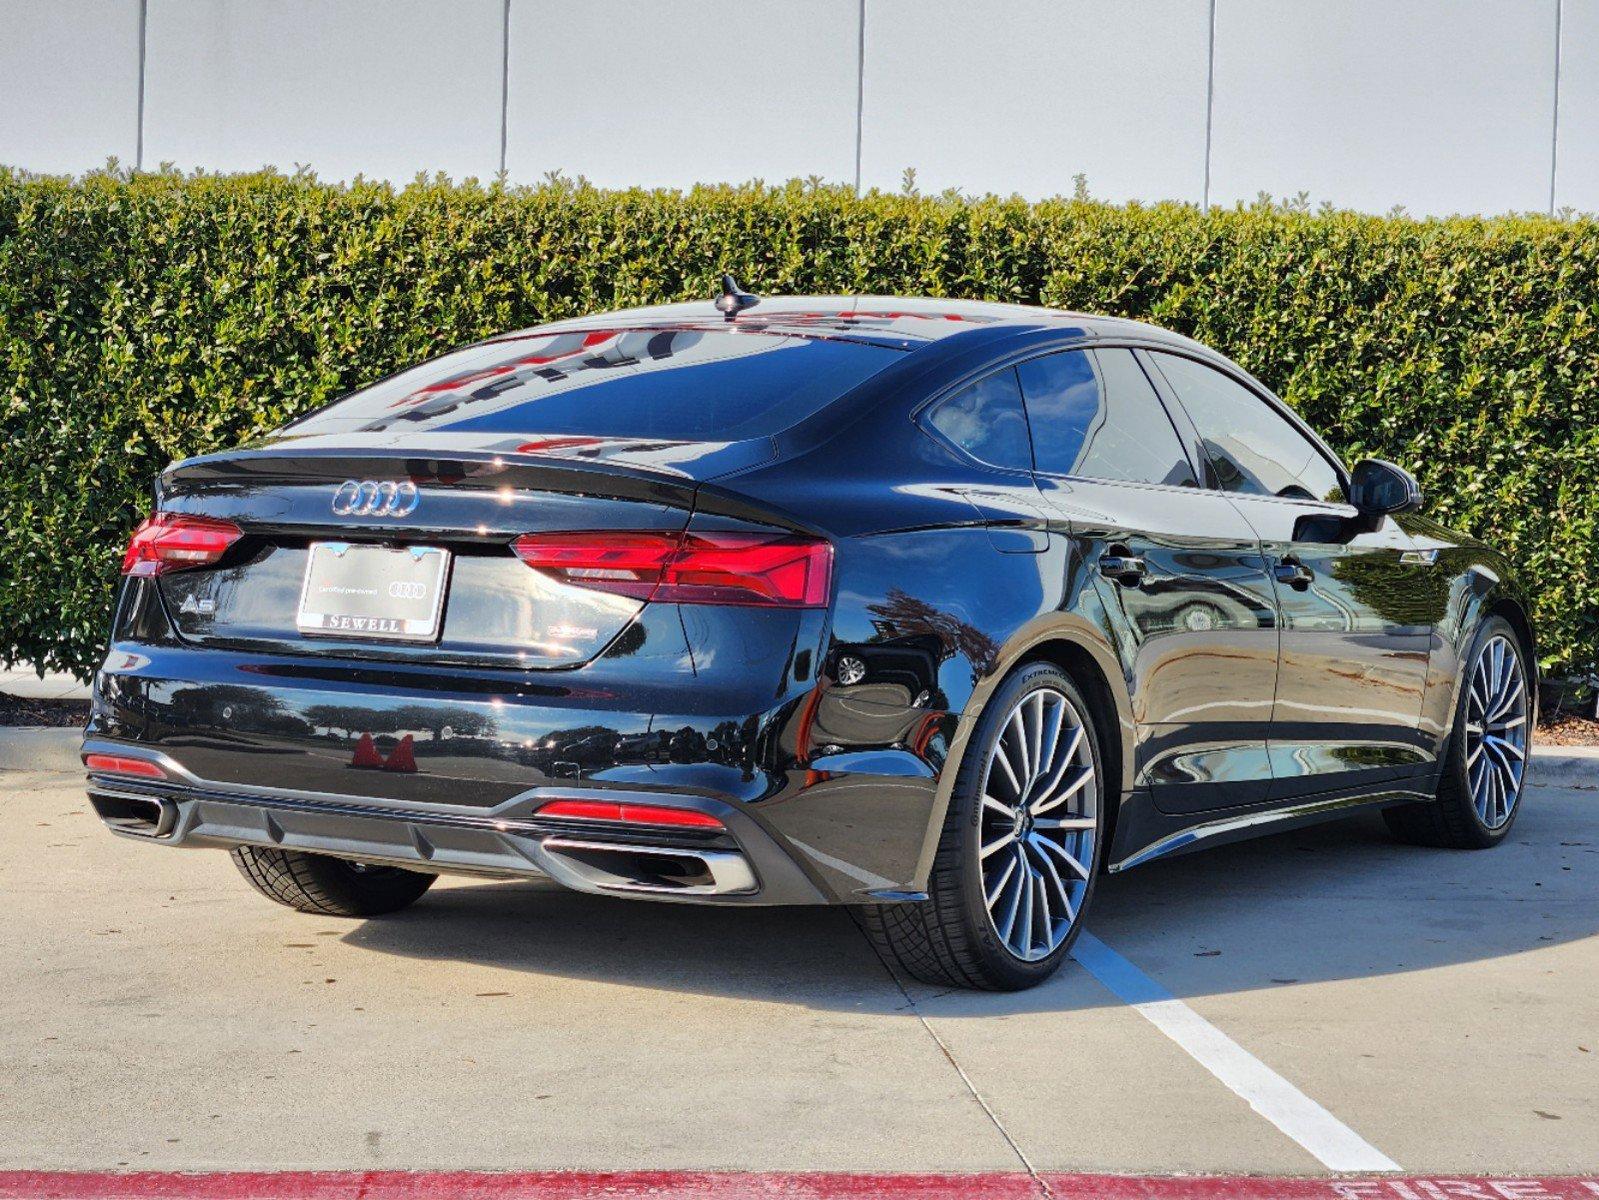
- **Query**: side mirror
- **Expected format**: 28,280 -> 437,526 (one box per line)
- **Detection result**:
1349,458 -> 1423,516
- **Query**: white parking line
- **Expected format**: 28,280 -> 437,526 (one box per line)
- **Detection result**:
1072,931 -> 1400,1173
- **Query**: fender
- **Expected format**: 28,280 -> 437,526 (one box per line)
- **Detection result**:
898,534 -> 1138,894
1402,513 -> 1539,756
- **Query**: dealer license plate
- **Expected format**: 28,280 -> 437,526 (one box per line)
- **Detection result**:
296,542 -> 450,642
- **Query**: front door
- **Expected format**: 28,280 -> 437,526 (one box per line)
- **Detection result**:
1146,351 -> 1433,800
1018,346 -> 1280,813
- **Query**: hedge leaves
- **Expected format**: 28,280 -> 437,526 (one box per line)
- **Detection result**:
2,170 -> 1594,680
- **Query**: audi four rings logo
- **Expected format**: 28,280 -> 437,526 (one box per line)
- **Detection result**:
331,480 -> 419,517
387,580 -> 427,600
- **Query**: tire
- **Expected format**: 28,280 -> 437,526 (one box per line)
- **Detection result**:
1384,614 -> 1531,850
230,846 -> 436,916
858,662 -> 1106,991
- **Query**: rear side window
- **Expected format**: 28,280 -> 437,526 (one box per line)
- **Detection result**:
1017,348 -> 1197,487
1150,353 -> 1344,503
924,368 -> 1032,471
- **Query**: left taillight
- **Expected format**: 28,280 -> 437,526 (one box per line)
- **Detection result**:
121,512 -> 244,577
83,753 -> 166,779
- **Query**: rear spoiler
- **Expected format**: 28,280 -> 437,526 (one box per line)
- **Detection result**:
160,436 -> 779,508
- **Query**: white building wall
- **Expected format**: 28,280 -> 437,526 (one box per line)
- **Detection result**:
1556,0 -> 1599,213
2,0 -> 1595,217
142,0 -> 504,182
0,0 -> 142,175
859,0 -> 1211,205
1209,0 -> 1559,216
506,0 -> 860,189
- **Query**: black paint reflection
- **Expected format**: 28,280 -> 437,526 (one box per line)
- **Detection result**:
864,588 -> 999,687
88,297 -> 1536,901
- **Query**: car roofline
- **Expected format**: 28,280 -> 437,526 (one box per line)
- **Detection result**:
474,295 -> 1197,353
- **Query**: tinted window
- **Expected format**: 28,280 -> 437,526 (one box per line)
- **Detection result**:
283,328 -> 900,442
1151,353 -> 1344,503
1017,348 -> 1197,487
925,368 -> 1032,470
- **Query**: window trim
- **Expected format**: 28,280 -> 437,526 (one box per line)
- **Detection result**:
1142,347 -> 1352,509
914,364 -> 1036,476
1015,344 -> 1204,494
907,332 -> 1350,505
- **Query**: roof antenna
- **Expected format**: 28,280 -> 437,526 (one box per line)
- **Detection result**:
714,273 -> 760,321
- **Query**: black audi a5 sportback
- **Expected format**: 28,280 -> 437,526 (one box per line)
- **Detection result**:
85,286 -> 1536,990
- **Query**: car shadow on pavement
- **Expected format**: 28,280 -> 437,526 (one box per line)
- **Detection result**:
340,782 -> 1597,1015
339,878 -> 912,1010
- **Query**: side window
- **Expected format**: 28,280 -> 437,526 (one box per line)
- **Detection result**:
924,368 -> 1032,471
1151,353 -> 1344,503
1016,348 -> 1197,487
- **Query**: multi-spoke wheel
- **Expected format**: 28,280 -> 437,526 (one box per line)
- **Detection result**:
1462,634 -> 1528,829
978,687 -> 1096,962
858,662 -> 1105,990
1385,615 -> 1532,850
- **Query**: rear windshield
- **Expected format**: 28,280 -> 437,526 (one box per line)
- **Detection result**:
286,328 -> 901,442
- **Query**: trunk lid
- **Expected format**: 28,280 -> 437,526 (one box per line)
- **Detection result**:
152,439 -> 766,669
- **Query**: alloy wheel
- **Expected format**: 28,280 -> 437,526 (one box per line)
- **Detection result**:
978,686 -> 1098,962
1464,634 -> 1528,830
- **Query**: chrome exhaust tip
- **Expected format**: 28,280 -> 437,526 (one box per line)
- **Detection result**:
88,789 -> 177,839
540,836 -> 758,896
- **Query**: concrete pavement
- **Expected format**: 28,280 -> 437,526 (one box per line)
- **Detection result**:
0,746 -> 1594,1175
0,667 -> 90,702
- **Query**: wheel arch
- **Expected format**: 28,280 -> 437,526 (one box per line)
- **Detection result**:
1428,580 -> 1541,762
1014,638 -> 1131,866
908,622 -> 1136,892
1487,596 -> 1540,724
1015,640 -> 1127,804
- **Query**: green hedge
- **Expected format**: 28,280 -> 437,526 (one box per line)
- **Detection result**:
2,169 -> 1595,681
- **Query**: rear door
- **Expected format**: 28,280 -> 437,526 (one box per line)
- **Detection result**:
1146,351 -> 1435,799
1019,346 -> 1280,812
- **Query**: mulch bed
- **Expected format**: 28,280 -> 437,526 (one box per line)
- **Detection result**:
0,694 -> 91,728
1538,708 -> 1599,748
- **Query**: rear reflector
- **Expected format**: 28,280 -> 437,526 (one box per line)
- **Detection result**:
83,754 -> 166,779
537,799 -> 725,829
511,531 -> 832,608
122,512 -> 244,577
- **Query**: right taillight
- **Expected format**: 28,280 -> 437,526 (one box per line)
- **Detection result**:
537,798 -> 725,829
511,530 -> 832,608
121,512 -> 244,576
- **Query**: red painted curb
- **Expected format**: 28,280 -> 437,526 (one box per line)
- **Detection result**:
2,1174 -> 1598,1200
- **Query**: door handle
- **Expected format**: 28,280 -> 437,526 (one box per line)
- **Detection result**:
1099,548 -> 1147,587
1273,555 -> 1313,590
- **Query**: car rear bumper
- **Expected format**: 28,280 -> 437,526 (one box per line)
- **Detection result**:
83,634 -> 957,904
82,736 -> 830,905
